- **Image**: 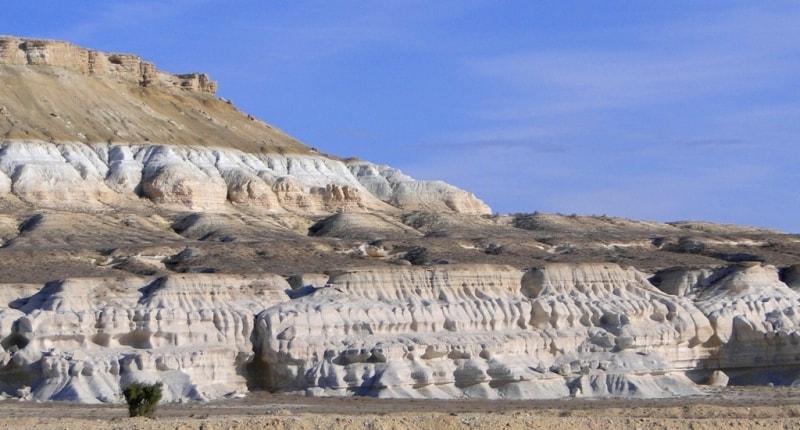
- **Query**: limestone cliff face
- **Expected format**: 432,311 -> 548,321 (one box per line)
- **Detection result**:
0,140 -> 489,214
521,264 -> 714,368
0,36 -> 216,93
654,264 -> 800,369
0,36 -> 491,215
0,274 -> 290,402
347,162 -> 491,215
245,264 -> 800,399
6,263 -> 800,402
252,265 -> 537,397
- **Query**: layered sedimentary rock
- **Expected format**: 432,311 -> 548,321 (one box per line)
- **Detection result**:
2,36 -> 800,404
248,263 -> 800,398
0,36 -> 488,216
251,264 -> 707,399
0,140 -> 491,214
654,264 -> 800,372
348,162 -> 490,215
6,263 -> 800,402
0,36 -> 216,92
0,274 -> 291,402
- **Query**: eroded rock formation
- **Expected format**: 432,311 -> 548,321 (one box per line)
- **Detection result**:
1,36 -> 800,403
0,274 -> 289,402
4,263 -> 800,402
0,36 -> 216,92
0,35 -> 490,215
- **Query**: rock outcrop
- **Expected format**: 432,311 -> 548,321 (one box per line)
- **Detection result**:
250,264 -> 711,399
0,140 -> 492,214
0,36 -> 489,216
654,264 -> 800,373
235,263 -> 800,398
1,36 -> 800,404
5,263 -> 800,402
348,161 -> 490,215
0,36 -> 216,93
0,274 -> 290,402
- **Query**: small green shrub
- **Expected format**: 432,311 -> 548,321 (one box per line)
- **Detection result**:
123,381 -> 163,418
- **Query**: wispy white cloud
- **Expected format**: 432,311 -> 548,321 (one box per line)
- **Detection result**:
407,2 -> 800,230
467,4 -> 800,117
673,138 -> 745,148
472,51 -> 763,111
437,124 -> 562,141
63,0 -> 219,45
654,4 -> 800,53
422,139 -> 566,154
235,0 -> 487,64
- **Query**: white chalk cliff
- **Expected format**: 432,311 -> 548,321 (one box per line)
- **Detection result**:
2,36 -> 800,403
5,263 -> 800,402
0,36 -> 490,216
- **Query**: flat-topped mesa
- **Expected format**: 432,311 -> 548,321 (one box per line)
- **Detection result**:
0,36 -> 492,215
0,36 -> 216,93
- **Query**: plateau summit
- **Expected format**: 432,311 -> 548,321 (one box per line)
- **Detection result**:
1,36 -> 800,403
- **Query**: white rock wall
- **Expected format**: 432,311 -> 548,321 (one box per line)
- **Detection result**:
655,264 -> 800,369
0,141 -> 488,214
252,263 -> 800,399
0,274 -> 290,403
3,263 -> 800,402
347,161 -> 492,215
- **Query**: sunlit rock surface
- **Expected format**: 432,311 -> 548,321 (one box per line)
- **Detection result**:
2,35 -> 800,403
0,274 -> 290,402
6,263 -> 800,402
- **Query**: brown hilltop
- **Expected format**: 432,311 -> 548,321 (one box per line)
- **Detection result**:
0,35 -> 307,153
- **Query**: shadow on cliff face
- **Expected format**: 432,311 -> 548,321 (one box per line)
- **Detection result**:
690,316 -> 800,387
724,366 -> 800,386
650,263 -> 800,388
243,313 -> 276,393
243,354 -> 274,393
0,357 -> 39,397
0,320 -> 39,396
8,280 -> 64,313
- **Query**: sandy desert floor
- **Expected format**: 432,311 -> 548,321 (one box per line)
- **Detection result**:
2,386 -> 800,429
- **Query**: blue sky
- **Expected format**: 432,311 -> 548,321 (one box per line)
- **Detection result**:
3,1 -> 799,232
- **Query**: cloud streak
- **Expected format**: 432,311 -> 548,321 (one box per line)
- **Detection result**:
62,0 -> 218,45
467,4 -> 800,117
421,139 -> 567,154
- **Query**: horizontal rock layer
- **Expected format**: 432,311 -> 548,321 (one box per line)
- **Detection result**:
0,36 -> 216,93
0,140 -> 489,215
2,263 -> 800,402
0,37 -> 490,216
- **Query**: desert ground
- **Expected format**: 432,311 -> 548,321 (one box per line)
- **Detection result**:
2,386 -> 800,429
